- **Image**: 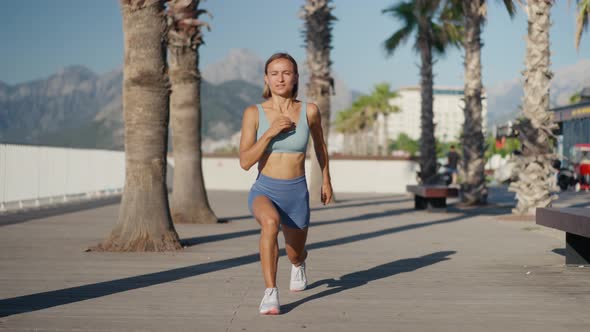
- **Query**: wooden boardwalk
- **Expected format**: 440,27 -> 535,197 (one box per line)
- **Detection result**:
0,189 -> 589,331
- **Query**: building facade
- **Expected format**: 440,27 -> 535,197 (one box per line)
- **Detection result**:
327,86 -> 488,155
385,86 -> 487,144
552,100 -> 590,161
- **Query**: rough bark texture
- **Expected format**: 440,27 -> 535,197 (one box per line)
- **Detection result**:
418,34 -> 437,184
509,0 -> 558,216
95,0 -> 181,251
301,0 -> 335,202
167,0 -> 217,224
461,0 -> 487,204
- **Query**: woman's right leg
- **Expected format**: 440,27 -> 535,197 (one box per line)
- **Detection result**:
251,195 -> 281,288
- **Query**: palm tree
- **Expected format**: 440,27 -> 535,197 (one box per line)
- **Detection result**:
574,0 -> 590,49
334,106 -> 365,155
569,91 -> 582,104
333,104 -> 361,155
167,0 -> 217,224
334,108 -> 356,155
95,0 -> 181,251
350,96 -> 375,155
366,83 -> 400,156
461,0 -> 516,205
509,0 -> 558,216
383,0 -> 461,184
346,85 -> 399,156
301,0 -> 337,202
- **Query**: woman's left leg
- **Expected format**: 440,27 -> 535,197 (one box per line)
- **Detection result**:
283,225 -> 309,291
282,226 -> 308,266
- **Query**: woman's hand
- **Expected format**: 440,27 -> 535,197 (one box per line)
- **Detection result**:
269,115 -> 295,137
321,181 -> 333,205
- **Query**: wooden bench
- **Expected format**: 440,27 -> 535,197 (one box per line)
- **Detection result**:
406,185 -> 459,210
536,208 -> 590,265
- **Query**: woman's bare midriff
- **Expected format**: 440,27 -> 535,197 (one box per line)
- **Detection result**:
258,152 -> 306,179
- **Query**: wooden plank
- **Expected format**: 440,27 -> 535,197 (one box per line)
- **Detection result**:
536,208 -> 590,237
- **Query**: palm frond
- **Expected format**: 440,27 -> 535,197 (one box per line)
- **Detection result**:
382,1 -> 417,55
382,1 -> 414,22
383,27 -> 414,56
166,0 -> 211,48
499,0 -> 517,17
575,0 -> 590,49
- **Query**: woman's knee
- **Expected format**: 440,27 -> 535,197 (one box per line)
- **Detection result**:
259,216 -> 280,235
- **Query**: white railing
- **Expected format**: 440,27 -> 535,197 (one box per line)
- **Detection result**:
1,144 -> 419,212
0,144 -> 125,211
200,157 -> 419,194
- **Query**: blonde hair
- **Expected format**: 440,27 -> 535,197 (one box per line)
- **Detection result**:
262,53 -> 299,99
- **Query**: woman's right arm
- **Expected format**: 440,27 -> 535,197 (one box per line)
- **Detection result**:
239,105 -> 291,170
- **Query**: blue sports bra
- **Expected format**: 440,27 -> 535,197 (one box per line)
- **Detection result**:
256,103 -> 310,154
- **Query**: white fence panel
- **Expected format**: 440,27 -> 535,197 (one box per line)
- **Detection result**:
1,144 -> 419,210
3,145 -> 38,202
200,157 -> 418,194
0,144 -> 125,208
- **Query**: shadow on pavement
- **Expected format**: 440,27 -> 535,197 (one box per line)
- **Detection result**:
552,248 -> 566,257
281,251 -> 456,313
330,194 -> 401,203
0,210 -> 471,317
183,197 -> 513,248
569,201 -> 590,208
0,195 -> 121,227
181,207 -> 417,247
221,196 -> 412,222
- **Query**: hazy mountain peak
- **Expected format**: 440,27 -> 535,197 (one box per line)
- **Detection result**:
487,58 -> 590,127
1,49 -> 357,149
226,48 -> 263,63
202,48 -> 355,116
203,48 -> 265,86
55,65 -> 97,78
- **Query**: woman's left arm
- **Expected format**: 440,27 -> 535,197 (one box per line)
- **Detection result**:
307,103 -> 333,205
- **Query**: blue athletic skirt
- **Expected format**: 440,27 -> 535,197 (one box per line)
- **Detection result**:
248,173 -> 310,229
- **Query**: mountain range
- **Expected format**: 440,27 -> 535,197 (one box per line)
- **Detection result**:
1,49 -> 588,150
486,58 -> 590,126
0,49 -> 357,150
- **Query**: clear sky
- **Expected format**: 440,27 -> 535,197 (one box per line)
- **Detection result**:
0,0 -> 588,93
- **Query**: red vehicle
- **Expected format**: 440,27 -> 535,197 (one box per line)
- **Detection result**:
572,144 -> 590,191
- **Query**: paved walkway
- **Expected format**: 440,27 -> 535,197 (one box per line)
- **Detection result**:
0,188 -> 589,331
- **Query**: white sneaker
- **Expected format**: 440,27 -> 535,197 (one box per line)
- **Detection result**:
290,262 -> 307,291
259,288 -> 280,315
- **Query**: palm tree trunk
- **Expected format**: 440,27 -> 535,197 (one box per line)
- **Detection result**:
308,83 -> 331,201
354,131 -> 360,155
382,113 -> 389,156
302,0 -> 335,202
373,117 -> 380,156
344,132 -> 352,155
509,0 -> 558,215
418,35 -> 437,184
95,0 -> 181,251
360,127 -> 366,155
168,42 -> 217,224
365,126 -> 370,156
360,131 -> 365,155
461,0 -> 487,204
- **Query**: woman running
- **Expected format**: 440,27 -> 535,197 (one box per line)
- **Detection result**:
239,52 -> 333,315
